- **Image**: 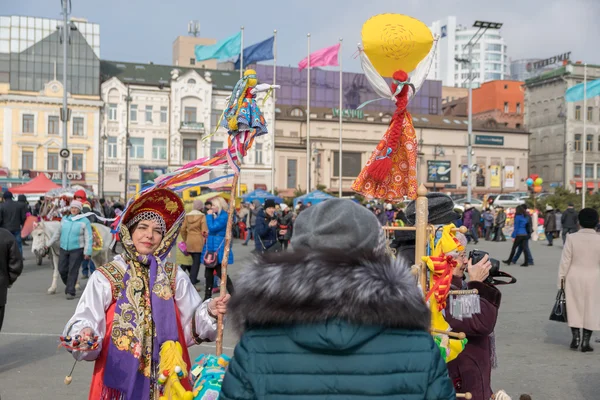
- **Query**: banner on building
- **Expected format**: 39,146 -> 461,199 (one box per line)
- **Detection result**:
504,166 -> 515,188
461,165 -> 469,186
140,166 -> 167,188
427,160 -> 451,183
476,164 -> 486,187
490,165 -> 501,188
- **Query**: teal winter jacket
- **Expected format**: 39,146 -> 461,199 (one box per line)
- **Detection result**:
220,250 -> 456,400
49,214 -> 93,256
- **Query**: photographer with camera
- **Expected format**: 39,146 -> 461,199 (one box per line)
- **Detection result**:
446,233 -> 502,400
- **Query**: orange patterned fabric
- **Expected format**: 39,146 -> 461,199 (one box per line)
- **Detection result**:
352,111 -> 418,201
425,255 -> 456,311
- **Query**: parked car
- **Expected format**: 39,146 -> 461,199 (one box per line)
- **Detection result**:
453,198 -> 484,212
511,191 -> 529,198
493,194 -> 525,208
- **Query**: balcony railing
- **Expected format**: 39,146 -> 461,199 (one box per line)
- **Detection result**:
180,121 -> 205,133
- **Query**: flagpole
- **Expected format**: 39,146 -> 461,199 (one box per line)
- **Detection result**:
240,26 -> 244,78
338,38 -> 343,198
306,33 -> 311,192
583,63 -> 587,207
271,29 -> 277,193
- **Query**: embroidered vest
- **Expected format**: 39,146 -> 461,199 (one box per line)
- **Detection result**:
96,261 -> 178,302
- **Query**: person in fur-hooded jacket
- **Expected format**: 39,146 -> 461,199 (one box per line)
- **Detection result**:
220,199 -> 456,400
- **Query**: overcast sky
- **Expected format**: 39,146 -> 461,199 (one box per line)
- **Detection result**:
5,0 -> 600,71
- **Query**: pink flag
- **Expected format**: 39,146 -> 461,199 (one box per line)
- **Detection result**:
298,43 -> 341,71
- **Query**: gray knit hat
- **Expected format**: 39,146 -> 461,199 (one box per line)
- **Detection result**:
291,198 -> 386,253
405,192 -> 459,225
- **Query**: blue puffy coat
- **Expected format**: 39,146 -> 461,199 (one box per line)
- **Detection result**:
512,214 -> 528,237
201,211 -> 233,265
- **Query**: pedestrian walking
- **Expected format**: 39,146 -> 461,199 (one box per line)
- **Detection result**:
0,191 -> 27,255
483,208 -> 494,240
242,200 -> 260,246
493,206 -> 507,242
221,199 -> 455,399
511,204 -> 534,266
561,203 -> 579,244
503,206 -> 530,266
463,203 -> 479,244
0,227 -> 23,332
558,208 -> 600,352
277,203 -> 293,251
544,205 -> 558,246
45,200 -> 92,299
181,199 -> 208,288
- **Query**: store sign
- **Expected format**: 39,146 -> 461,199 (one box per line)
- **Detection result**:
427,160 -> 451,183
21,170 -> 85,181
140,166 -> 166,186
526,52 -> 571,71
475,135 -> 504,146
332,108 -> 364,119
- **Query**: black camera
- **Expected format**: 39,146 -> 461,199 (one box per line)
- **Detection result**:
468,250 -> 500,284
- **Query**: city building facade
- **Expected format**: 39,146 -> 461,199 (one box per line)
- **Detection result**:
428,16 -> 510,88
172,36 -> 217,69
471,80 -> 524,129
273,105 -> 529,197
525,62 -> 600,192
0,15 -> 102,190
99,61 -> 275,199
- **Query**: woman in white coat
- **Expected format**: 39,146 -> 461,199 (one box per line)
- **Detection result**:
558,207 -> 600,352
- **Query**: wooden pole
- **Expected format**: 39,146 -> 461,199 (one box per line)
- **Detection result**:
415,185 -> 429,295
215,171 -> 240,356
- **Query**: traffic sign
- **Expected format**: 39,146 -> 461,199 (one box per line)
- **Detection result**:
59,149 -> 70,158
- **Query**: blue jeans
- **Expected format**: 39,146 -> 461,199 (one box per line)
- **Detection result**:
512,238 -> 534,264
468,225 -> 479,243
244,226 -> 255,244
546,230 -> 554,245
10,231 -> 22,255
81,259 -> 96,276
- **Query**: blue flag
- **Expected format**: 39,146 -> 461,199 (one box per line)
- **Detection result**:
234,36 -> 275,69
565,78 -> 600,102
195,32 -> 242,61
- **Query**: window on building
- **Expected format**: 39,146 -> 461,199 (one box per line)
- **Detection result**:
575,106 -> 581,120
21,150 -> 33,169
108,103 -> 118,121
287,159 -> 297,189
333,151 -> 362,177
22,114 -> 34,133
597,164 -> 600,180
130,104 -> 138,122
184,107 -> 197,122
486,44 -> 502,52
588,106 -> 593,121
574,134 -> 581,151
574,163 -> 582,177
255,143 -> 263,164
129,137 -> 145,159
587,135 -> 594,152
290,108 -> 304,117
48,115 -> 59,135
429,97 -> 438,114
145,105 -> 153,122
504,84 -> 508,89
516,103 -> 521,114
182,139 -> 197,161
72,117 -> 84,136
107,137 -> 117,158
504,102 -> 509,113
187,79 -> 196,84
160,106 -> 168,123
72,153 -> 83,171
586,164 -> 594,179
516,123 -> 521,129
47,152 -> 59,170
211,109 -> 223,127
152,138 -> 167,160
210,141 -> 223,157
190,58 -> 196,65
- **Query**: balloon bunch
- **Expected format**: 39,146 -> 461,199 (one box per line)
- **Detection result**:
526,174 -> 543,191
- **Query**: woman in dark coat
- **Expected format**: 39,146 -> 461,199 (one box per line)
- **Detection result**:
221,199 -> 455,400
446,233 -> 502,400
503,206 -> 528,265
201,196 -> 234,300
277,204 -> 293,250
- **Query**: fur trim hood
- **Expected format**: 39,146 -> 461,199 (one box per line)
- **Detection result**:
227,250 -> 430,334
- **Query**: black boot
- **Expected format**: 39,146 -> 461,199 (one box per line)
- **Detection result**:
520,262 -> 529,267
204,286 -> 213,302
570,328 -> 581,349
581,329 -> 594,352
502,260 -> 511,265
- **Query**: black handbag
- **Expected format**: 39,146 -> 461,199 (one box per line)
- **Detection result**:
203,240 -> 224,269
549,280 -> 568,323
257,235 -> 282,253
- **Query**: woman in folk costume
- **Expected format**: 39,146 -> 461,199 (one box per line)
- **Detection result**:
61,188 -> 230,400
221,69 -> 279,159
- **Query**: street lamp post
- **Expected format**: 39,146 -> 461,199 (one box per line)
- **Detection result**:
59,0 -> 71,188
455,20 -> 503,202
123,86 -> 132,201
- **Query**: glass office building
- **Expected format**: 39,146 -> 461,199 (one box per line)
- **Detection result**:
254,64 -> 442,115
0,15 -> 100,95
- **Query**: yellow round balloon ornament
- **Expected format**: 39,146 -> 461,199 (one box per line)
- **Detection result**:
361,14 -> 433,77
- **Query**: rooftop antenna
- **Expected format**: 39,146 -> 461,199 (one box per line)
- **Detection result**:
188,20 -> 200,37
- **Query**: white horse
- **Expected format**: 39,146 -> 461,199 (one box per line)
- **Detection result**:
31,220 -> 113,294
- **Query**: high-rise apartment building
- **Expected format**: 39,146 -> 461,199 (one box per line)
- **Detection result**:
428,16 -> 510,88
